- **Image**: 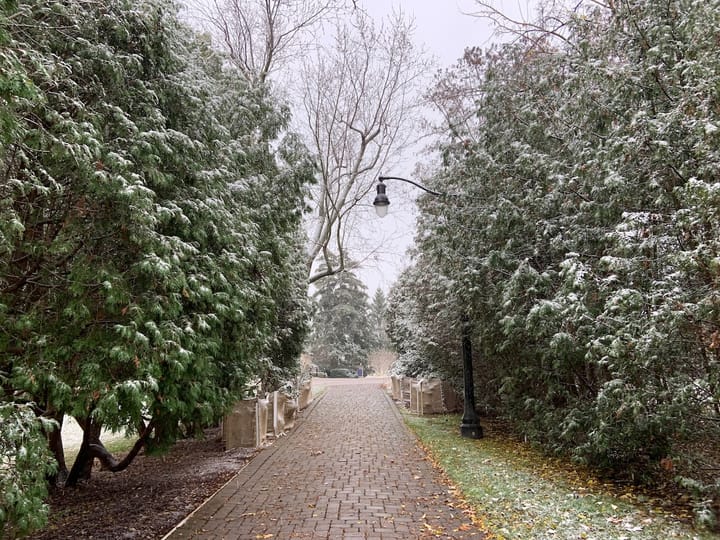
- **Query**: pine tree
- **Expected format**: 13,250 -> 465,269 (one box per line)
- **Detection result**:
310,261 -> 373,372
368,288 -> 391,351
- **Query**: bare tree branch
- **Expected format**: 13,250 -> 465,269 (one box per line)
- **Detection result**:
187,0 -> 344,83
464,0 -> 615,55
301,9 -> 430,284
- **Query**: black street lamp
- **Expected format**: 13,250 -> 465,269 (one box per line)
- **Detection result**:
373,175 -> 483,439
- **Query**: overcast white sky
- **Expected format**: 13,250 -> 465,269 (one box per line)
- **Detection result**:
352,1 -> 532,295
362,0 -> 524,65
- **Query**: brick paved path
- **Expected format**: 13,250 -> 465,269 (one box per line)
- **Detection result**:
164,379 -> 486,539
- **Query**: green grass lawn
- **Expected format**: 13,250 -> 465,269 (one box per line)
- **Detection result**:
404,413 -> 714,540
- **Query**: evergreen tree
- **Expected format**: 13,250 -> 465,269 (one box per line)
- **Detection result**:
310,261 -> 373,372
389,0 -> 720,512
0,0 -> 310,532
0,2 -> 59,534
368,288 -> 391,351
385,257 -> 469,386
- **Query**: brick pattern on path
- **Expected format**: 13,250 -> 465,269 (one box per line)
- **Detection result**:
165,379 -> 487,539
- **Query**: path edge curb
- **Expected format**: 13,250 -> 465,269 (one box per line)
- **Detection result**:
160,390 -> 327,540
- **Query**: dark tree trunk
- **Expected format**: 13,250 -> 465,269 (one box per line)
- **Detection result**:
65,416 -> 155,487
46,411 -> 68,486
66,416 -> 102,486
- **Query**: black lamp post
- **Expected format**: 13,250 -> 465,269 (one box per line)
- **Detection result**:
373,175 -> 483,439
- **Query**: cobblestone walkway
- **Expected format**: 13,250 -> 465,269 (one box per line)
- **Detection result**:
165,379 -> 486,539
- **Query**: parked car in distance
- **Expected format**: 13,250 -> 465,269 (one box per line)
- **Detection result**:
326,368 -> 358,378
307,363 -> 327,377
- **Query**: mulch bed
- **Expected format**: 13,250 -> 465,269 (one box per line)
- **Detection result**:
26,430 -> 259,540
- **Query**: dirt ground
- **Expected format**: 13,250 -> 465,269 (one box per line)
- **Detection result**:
26,429 -> 259,540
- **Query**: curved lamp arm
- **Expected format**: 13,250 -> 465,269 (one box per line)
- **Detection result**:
373,175 -> 442,218
378,176 -> 442,196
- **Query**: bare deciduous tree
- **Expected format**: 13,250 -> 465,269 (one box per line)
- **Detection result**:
187,1 -> 431,285
189,0 -> 343,83
301,9 -> 430,284
464,0 -> 616,53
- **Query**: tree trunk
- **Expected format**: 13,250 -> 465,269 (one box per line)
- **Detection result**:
65,417 -> 155,487
46,411 -> 68,486
66,416 -> 102,486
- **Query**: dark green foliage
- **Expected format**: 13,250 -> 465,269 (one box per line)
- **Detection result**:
388,0 -> 720,503
0,400 -> 57,536
310,261 -> 373,372
0,0 -> 309,533
369,288 -> 391,351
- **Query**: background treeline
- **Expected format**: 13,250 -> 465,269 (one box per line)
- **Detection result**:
1,0 -> 310,534
387,0 -> 720,524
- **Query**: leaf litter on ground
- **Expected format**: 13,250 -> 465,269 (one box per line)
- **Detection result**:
403,413 -> 715,540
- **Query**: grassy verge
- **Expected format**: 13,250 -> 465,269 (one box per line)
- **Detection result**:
404,413 -> 713,540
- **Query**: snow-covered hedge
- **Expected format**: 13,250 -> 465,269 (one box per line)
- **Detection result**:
0,0 -> 310,533
389,0 -> 720,505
